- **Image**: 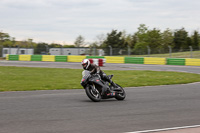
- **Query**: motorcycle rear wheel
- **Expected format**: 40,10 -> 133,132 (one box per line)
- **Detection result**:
85,85 -> 101,102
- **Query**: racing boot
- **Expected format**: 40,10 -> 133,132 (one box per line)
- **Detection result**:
103,75 -> 121,91
111,81 -> 121,91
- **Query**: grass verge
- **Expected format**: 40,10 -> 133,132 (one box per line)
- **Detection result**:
0,66 -> 200,91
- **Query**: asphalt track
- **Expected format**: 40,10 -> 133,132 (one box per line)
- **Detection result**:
0,61 -> 200,133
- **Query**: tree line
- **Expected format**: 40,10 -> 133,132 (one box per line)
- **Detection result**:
99,24 -> 200,55
64,24 -> 200,55
0,32 -> 75,54
1,24 -> 200,55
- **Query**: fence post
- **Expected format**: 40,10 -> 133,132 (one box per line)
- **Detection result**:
109,45 -> 112,56
16,45 -> 20,55
60,46 -> 63,55
189,46 -> 193,58
0,45 -> 3,57
168,46 -> 172,58
26,43 -> 28,55
45,45 -> 49,55
9,45 -> 11,54
147,46 -> 151,57
93,46 -> 96,56
30,41 -> 34,55
127,45 -> 131,56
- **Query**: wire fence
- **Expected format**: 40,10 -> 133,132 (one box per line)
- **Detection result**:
1,45 -> 200,58
101,46 -> 200,58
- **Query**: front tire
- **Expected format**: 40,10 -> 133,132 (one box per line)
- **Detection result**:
85,85 -> 101,102
115,84 -> 126,100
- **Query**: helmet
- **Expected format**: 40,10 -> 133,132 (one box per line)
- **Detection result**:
81,59 -> 90,70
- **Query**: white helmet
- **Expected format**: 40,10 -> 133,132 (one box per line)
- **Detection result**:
81,59 -> 90,70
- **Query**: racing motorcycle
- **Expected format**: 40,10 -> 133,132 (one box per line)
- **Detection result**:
80,70 -> 126,102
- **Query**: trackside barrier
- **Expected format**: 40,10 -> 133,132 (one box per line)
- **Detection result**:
8,55 -> 19,61
185,58 -> 200,66
105,56 -> 124,63
144,57 -> 166,65
31,55 -> 42,61
55,55 -> 67,62
6,54 -> 9,60
88,58 -> 106,66
125,57 -> 144,64
19,55 -> 31,61
86,56 -> 105,59
42,55 -> 55,62
67,55 -> 86,62
167,58 -> 185,65
5,55 -> 200,67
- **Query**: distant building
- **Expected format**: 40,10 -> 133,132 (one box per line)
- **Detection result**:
49,48 -> 90,55
2,48 -> 34,57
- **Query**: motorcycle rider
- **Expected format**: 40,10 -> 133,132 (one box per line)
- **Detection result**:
81,59 -> 120,91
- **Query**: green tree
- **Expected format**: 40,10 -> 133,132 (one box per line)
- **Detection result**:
133,24 -> 149,54
35,43 -> 48,54
63,45 -> 75,48
186,37 -> 192,48
0,32 -> 10,42
136,24 -> 148,42
131,33 -> 138,48
103,29 -> 125,48
49,43 -> 62,48
2,40 -> 13,47
192,31 -> 199,50
121,31 -> 137,55
133,41 -> 148,55
146,28 -> 162,53
174,28 -> 188,50
0,32 -> 12,47
161,28 -> 174,50
121,30 -> 137,48
27,39 -> 34,48
101,29 -> 126,55
74,35 -> 85,47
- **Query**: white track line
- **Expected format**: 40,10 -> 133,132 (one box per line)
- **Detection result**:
125,125 -> 200,133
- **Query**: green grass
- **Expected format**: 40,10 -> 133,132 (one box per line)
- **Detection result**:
0,66 -> 200,91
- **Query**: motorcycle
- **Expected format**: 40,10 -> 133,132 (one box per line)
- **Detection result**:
80,70 -> 126,102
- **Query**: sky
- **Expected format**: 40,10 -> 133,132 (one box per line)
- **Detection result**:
1,0 -> 200,45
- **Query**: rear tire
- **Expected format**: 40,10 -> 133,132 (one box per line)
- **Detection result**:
115,84 -> 126,100
85,85 -> 101,102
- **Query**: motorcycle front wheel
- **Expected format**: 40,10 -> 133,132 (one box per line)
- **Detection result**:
85,85 -> 101,102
